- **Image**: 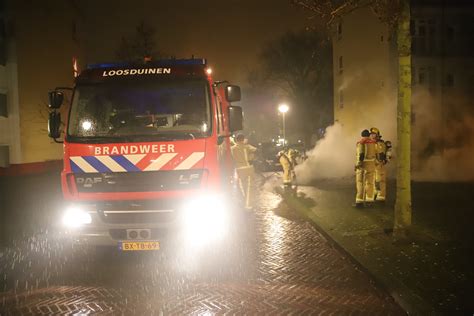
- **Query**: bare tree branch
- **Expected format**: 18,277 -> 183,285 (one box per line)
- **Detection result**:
253,29 -> 332,142
115,21 -> 164,62
293,0 -> 396,27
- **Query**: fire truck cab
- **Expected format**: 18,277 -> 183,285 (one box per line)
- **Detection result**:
47,59 -> 243,250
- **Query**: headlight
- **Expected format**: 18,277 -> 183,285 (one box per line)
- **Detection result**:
62,206 -> 92,228
181,194 -> 229,246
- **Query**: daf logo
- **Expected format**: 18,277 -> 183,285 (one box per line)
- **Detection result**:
178,173 -> 200,185
76,177 -> 103,188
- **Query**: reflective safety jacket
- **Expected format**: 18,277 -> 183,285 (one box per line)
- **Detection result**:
231,143 -> 257,169
288,149 -> 299,167
279,152 -> 292,169
356,138 -> 376,163
375,139 -> 388,163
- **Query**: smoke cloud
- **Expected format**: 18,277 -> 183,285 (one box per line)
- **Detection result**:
295,123 -> 358,184
295,89 -> 474,184
411,89 -> 474,182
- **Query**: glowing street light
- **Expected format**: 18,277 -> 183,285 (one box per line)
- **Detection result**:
278,103 -> 289,114
278,103 -> 289,145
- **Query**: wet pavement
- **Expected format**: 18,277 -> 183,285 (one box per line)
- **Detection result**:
0,176 -> 404,315
288,180 -> 474,314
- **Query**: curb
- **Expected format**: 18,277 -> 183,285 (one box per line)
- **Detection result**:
0,160 -> 62,176
275,186 -> 435,316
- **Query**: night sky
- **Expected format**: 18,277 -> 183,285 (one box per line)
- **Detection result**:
79,0 -> 309,86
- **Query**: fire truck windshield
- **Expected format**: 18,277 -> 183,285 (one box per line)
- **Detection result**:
67,78 -> 211,143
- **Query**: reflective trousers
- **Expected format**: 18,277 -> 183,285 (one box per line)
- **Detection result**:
375,163 -> 386,201
236,166 -> 256,209
355,161 -> 375,203
280,157 -> 293,185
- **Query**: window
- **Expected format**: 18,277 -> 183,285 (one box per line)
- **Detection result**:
68,79 -> 212,142
446,26 -> 454,42
0,145 -> 9,168
338,56 -> 343,74
339,89 -> 344,108
0,18 -> 6,66
0,93 -> 6,117
215,92 -> 223,133
428,67 -> 436,91
428,20 -> 436,53
418,25 -> 426,37
470,75 -> 474,98
337,22 -> 342,39
413,19 -> 437,56
418,68 -> 426,84
72,21 -> 77,41
417,22 -> 427,54
417,67 -> 437,90
445,73 -> 454,87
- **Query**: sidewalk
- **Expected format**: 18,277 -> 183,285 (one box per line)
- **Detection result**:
276,178 -> 474,315
0,169 -> 64,246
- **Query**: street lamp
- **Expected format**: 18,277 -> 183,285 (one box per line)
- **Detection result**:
278,103 -> 289,145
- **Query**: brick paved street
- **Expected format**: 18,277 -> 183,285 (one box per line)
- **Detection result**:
0,177 -> 404,315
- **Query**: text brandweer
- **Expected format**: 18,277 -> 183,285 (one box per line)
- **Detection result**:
94,144 -> 175,155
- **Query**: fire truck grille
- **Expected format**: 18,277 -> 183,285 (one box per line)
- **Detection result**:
74,170 -> 204,193
99,211 -> 176,224
94,200 -> 179,224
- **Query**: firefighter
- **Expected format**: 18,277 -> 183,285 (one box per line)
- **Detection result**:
277,150 -> 291,186
231,134 -> 257,210
354,129 -> 377,207
288,148 -> 299,184
370,127 -> 392,202
229,133 -> 237,146
278,149 -> 293,187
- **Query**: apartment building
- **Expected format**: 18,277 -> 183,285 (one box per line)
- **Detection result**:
332,0 -> 474,162
0,0 -> 82,168
332,5 -> 397,141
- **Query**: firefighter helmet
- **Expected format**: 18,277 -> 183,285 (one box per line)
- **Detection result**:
370,127 -> 380,136
235,133 -> 245,142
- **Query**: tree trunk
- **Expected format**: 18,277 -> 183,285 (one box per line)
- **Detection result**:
394,0 -> 412,238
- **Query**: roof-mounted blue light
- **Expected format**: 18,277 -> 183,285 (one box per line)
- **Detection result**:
86,62 -> 130,69
87,58 -> 207,70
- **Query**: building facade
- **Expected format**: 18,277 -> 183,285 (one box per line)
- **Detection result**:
0,0 -> 82,168
332,6 -> 397,142
332,0 -> 474,174
410,1 -> 474,162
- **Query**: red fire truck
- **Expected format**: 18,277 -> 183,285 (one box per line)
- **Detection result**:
47,59 -> 243,250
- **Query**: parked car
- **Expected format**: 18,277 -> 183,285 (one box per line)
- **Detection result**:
253,142 -> 282,172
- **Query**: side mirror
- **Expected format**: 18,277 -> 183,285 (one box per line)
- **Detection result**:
225,85 -> 241,102
229,106 -> 243,132
48,112 -> 61,139
48,91 -> 64,109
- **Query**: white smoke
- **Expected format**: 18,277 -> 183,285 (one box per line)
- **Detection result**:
411,89 -> 474,182
295,123 -> 358,184
296,118 -> 474,184
412,115 -> 474,182
263,173 -> 282,191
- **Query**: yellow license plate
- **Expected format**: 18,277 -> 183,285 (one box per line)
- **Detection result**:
120,241 -> 160,251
